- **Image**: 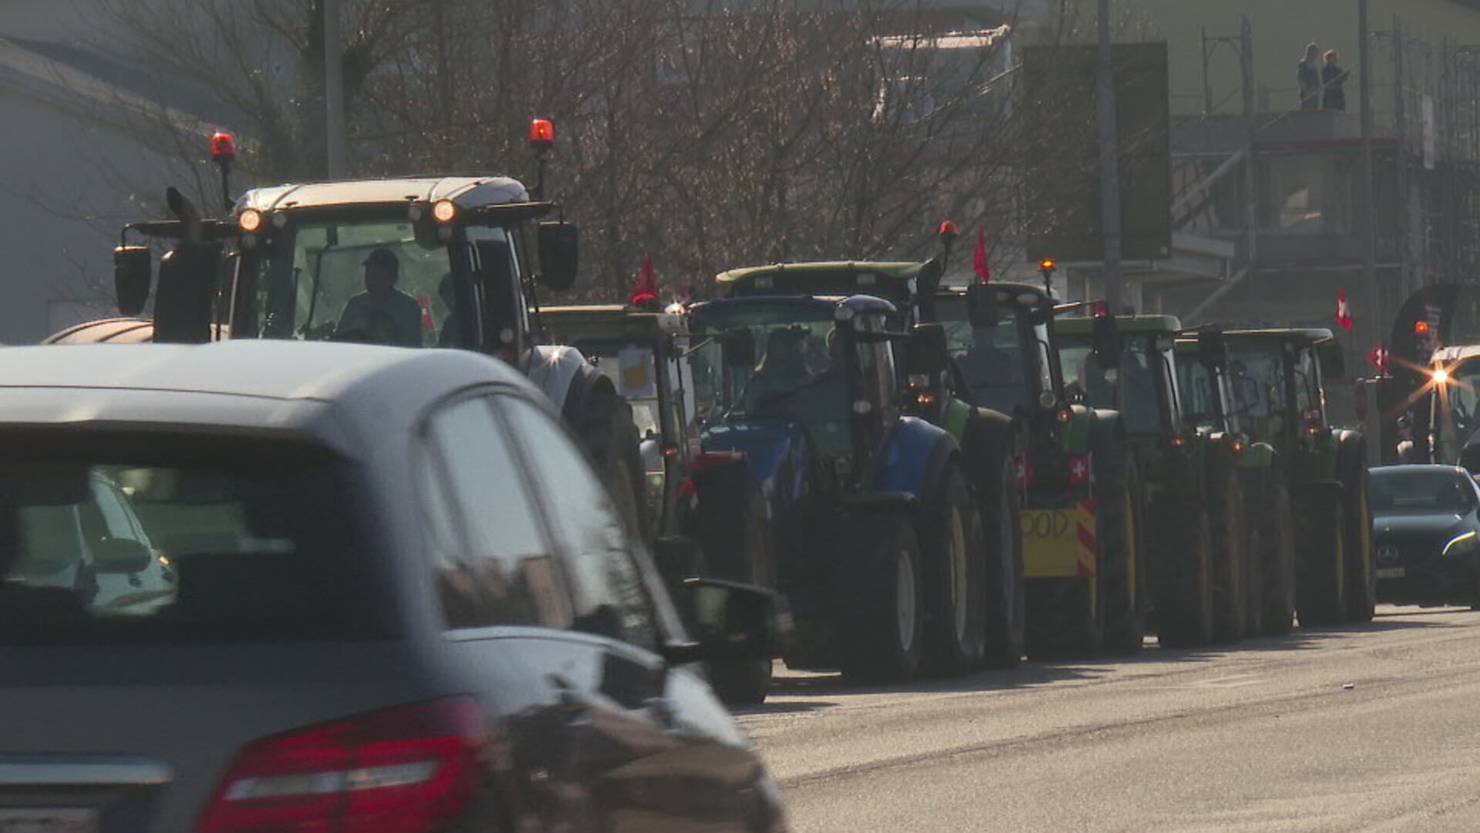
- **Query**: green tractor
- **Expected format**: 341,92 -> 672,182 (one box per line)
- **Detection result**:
935,285 -> 1146,658
1055,315 -> 1241,646
1221,329 -> 1375,626
1174,329 -> 1297,636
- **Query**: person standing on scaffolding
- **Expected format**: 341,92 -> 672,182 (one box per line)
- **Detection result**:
1297,43 -> 1322,111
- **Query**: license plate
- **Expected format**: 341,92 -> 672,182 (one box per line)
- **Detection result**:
1376,567 -> 1406,579
0,808 -> 98,833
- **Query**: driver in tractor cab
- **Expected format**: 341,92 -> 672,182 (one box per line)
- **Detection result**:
337,248 -> 424,347
741,327 -> 812,413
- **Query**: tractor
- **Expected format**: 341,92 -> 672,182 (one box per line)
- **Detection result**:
539,300 -> 777,702
1417,344 -> 1480,471
715,261 -> 1025,667
1174,328 -> 1297,637
45,124 -> 650,542
685,292 -> 994,681
1221,329 -> 1375,626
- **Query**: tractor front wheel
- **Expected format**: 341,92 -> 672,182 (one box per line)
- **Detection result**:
841,515 -> 926,683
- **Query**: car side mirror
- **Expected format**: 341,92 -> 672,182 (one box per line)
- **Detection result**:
723,329 -> 756,368
664,578 -> 790,664
908,323 -> 949,375
1092,312 -> 1121,371
92,538 -> 153,574
153,242 -> 222,343
537,221 -> 580,292
964,284 -> 998,327
1197,328 -> 1230,369
113,245 -> 152,316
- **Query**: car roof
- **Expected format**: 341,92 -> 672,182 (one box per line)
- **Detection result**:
1371,464 -> 1471,478
4,341 -> 532,447
239,176 -> 529,213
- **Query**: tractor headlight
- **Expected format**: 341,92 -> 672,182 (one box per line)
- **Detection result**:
1442,531 -> 1479,557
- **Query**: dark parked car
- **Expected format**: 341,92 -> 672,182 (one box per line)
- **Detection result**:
1370,465 -> 1480,608
0,341 -> 787,833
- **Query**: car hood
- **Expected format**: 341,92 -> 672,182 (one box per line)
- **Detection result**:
1373,513 -> 1468,539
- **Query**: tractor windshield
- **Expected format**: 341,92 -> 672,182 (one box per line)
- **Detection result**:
240,217 -> 477,348
1058,335 -> 1163,435
934,295 -> 1043,414
580,343 -> 663,438
691,303 -> 852,455
1177,354 -> 1220,428
1227,343 -> 1291,441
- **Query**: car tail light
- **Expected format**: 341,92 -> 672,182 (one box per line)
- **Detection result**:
197,697 -> 488,833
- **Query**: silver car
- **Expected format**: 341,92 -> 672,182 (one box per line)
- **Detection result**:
0,340 -> 785,833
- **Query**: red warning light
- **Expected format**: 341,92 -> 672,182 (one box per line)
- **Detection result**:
1092,300 -> 1109,319
1039,258 -> 1057,272
209,131 -> 236,162
1415,320 -> 1430,336
529,118 -> 556,150
938,220 -> 960,239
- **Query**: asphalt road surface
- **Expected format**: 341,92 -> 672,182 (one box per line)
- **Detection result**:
741,606 -> 1480,833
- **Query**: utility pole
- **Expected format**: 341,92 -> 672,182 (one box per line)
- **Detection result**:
1096,0 -> 1124,312
323,0 -> 347,178
1240,18 -> 1258,303
1359,0 -> 1379,350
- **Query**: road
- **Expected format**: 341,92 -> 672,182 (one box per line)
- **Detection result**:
741,606 -> 1480,833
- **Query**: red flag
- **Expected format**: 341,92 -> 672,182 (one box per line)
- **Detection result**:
1336,289 -> 1354,332
1367,343 -> 1390,375
973,228 -> 990,284
630,253 -> 658,307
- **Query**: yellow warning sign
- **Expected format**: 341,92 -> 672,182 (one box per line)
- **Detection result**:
1023,501 -> 1098,579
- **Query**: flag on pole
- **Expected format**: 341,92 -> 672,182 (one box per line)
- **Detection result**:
1367,343 -> 1389,375
973,228 -> 990,284
630,252 -> 658,307
1336,289 -> 1354,332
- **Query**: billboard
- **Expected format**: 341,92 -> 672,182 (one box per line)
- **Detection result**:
1022,42 -> 1172,263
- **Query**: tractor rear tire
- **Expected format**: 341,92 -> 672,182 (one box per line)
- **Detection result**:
1100,451 -> 1145,656
921,465 -> 988,677
982,452 -> 1026,669
841,516 -> 925,683
1295,485 -> 1347,627
1157,509 -> 1216,649
1247,476 -> 1297,637
1339,452 -> 1376,624
1208,458 -> 1248,644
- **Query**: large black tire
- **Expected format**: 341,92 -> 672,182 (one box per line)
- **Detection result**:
1155,508 -> 1216,649
981,452 -> 1026,668
1100,450 -> 1145,655
921,465 -> 989,677
687,464 -> 775,705
1294,484 -> 1346,627
1243,471 -> 1297,637
1207,457 -> 1247,644
841,515 -> 926,683
1338,446 -> 1376,624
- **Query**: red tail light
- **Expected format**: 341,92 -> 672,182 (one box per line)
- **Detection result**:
197,697 -> 488,833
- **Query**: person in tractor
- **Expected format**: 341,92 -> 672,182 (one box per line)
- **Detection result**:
337,248 -> 424,347
738,327 -> 813,415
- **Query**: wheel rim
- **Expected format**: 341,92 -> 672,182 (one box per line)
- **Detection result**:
897,544 -> 918,653
948,507 -> 969,642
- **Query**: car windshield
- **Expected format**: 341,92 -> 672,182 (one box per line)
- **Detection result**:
0,431 -> 383,646
691,302 -> 851,454
1371,468 -> 1476,514
1059,334 -> 1162,435
935,295 -> 1035,414
245,217 -> 475,348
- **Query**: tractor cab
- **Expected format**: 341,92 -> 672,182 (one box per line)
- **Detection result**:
1222,329 -> 1343,456
688,294 -> 905,491
1057,314 -> 1184,446
1421,344 -> 1480,470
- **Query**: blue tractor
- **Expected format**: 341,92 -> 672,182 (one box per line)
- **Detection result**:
687,293 -> 988,681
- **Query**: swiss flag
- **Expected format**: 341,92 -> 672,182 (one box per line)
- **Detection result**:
1013,455 -> 1032,490
1067,454 -> 1092,487
1367,343 -> 1390,375
973,228 -> 990,284
1336,289 -> 1354,332
630,253 -> 658,307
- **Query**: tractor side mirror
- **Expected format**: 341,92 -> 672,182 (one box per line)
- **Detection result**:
916,257 -> 945,300
722,329 -> 756,368
537,221 -> 580,292
1092,312 -> 1121,371
1318,341 -> 1346,380
1197,329 -> 1230,370
113,246 -> 152,317
153,242 -> 221,344
908,323 -> 949,375
965,284 -> 998,327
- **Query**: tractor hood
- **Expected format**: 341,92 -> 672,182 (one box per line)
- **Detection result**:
701,419 -> 813,504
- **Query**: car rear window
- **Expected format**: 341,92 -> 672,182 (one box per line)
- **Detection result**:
0,430 -> 390,645
1371,468 -> 1475,514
